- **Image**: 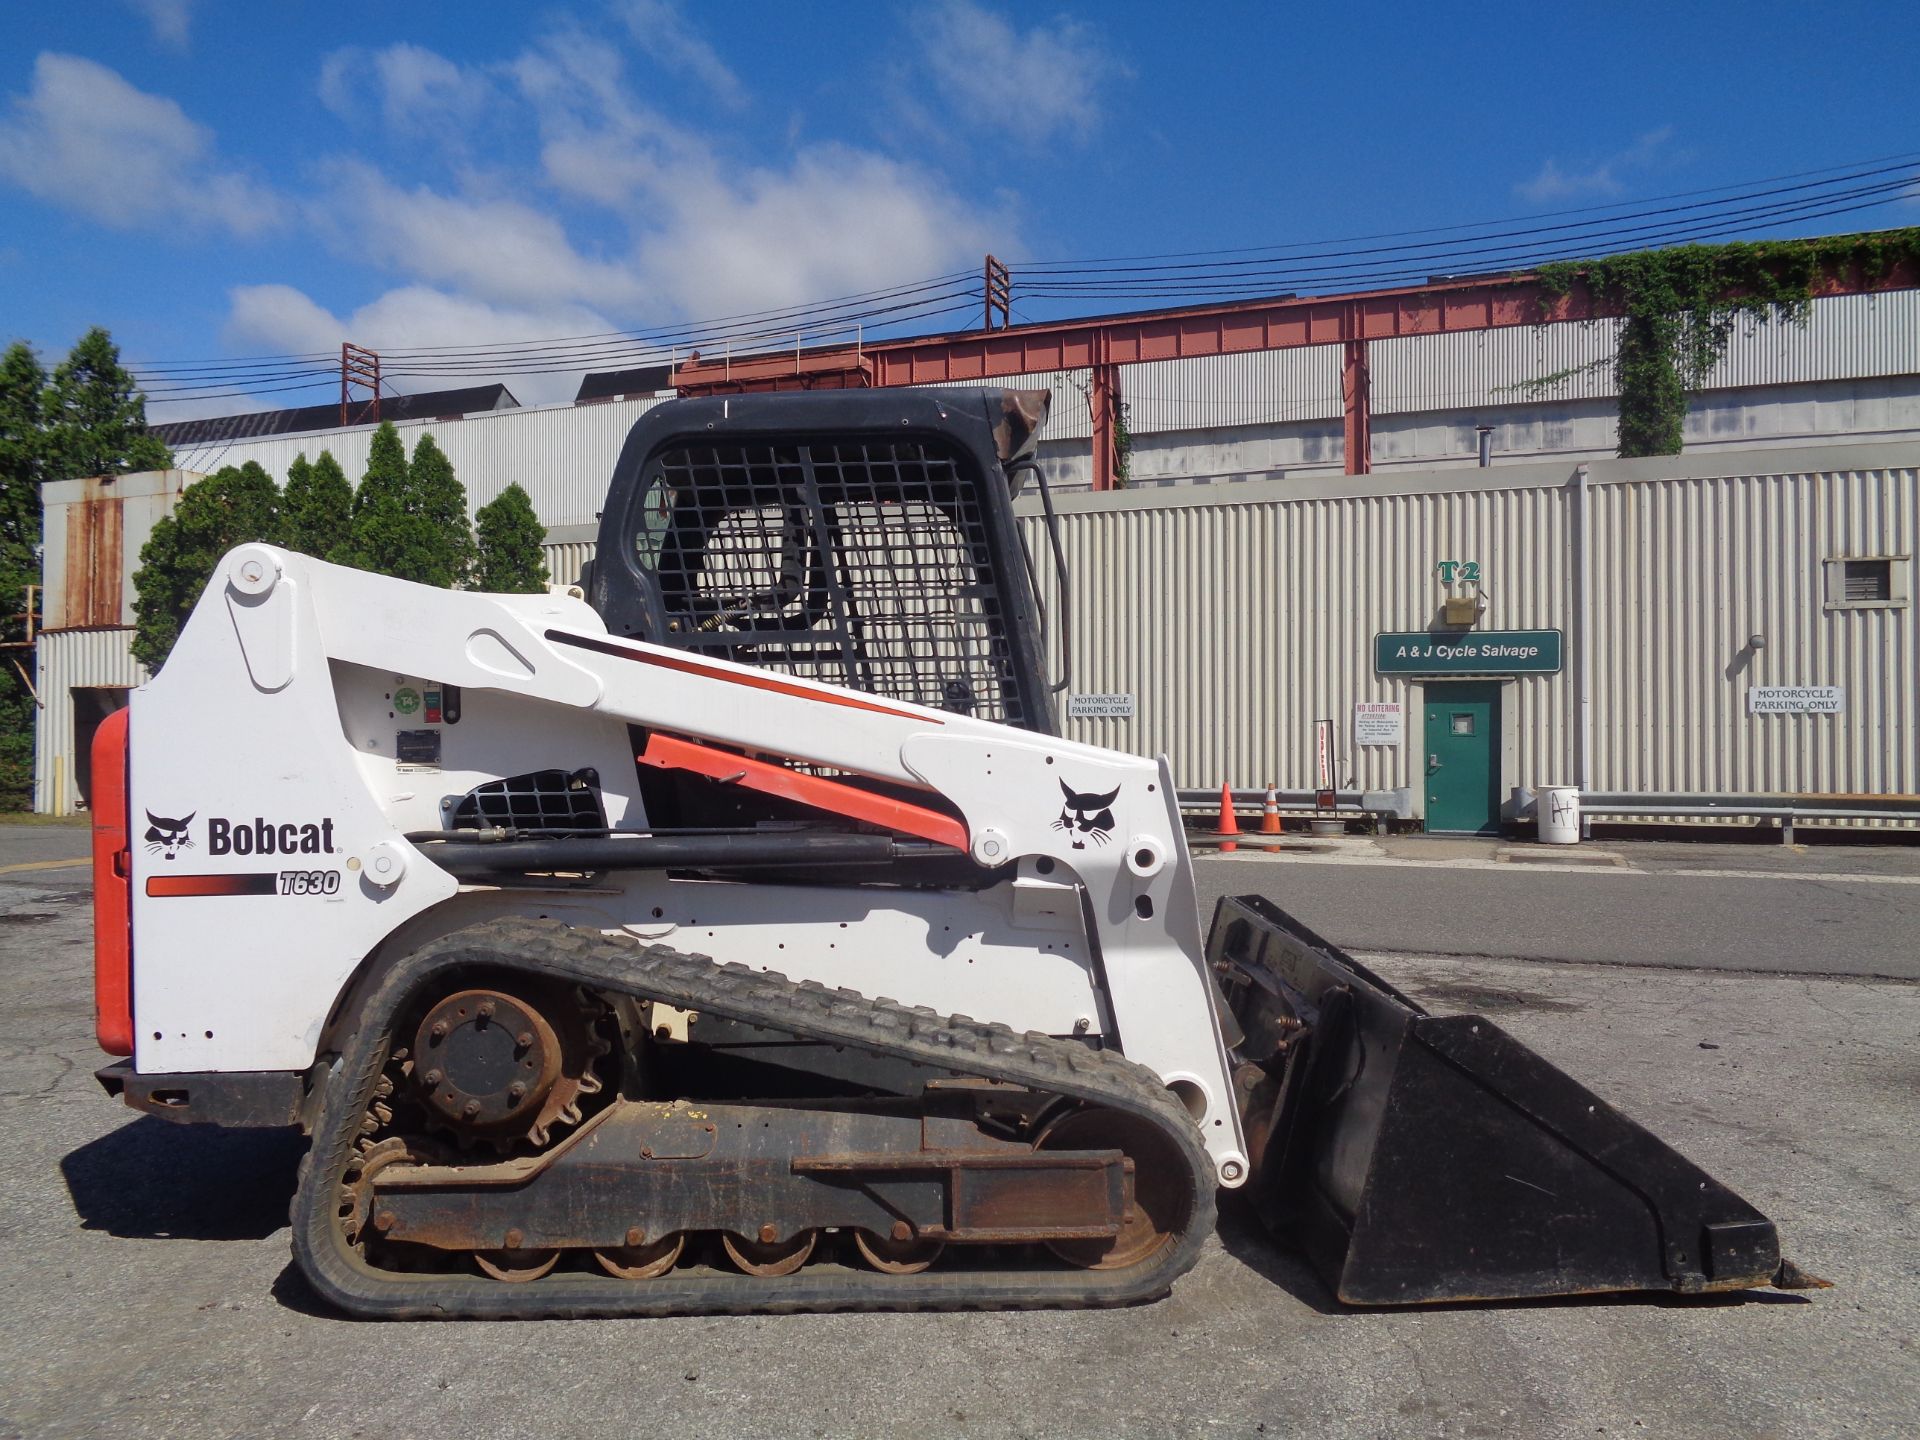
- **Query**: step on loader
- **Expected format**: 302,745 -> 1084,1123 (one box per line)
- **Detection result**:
90,389 -> 1815,1316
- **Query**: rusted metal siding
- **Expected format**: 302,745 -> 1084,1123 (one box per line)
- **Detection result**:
33,627 -> 145,815
61,489 -> 122,629
40,470 -> 192,629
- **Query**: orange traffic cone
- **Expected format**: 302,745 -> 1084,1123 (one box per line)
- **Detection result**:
1217,782 -> 1239,852
1261,783 -> 1282,850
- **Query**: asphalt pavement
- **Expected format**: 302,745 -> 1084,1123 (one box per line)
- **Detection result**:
1194,837 -> 1920,979
1,823 -> 1915,1440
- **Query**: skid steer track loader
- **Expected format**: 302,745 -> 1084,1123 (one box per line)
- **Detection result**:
91,389 -> 1810,1318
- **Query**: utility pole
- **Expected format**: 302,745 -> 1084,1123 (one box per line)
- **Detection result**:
983,255 -> 1010,331
340,343 -> 381,426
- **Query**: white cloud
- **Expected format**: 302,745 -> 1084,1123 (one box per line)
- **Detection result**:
616,0 -> 747,110
913,1 -> 1125,142
508,32 -> 1004,321
315,160 -> 650,311
198,20 -> 1010,405
125,0 -> 193,51
0,53 -> 281,235
1516,127 -> 1677,204
223,283 -> 346,354
224,282 -> 619,406
514,30 -> 706,211
634,144 -> 1002,320
318,43 -> 496,138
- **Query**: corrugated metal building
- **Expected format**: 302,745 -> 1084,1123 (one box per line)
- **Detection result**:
33,288 -> 1918,819
33,471 -> 186,813
37,442 -> 1913,826
1014,439 -> 1915,828
155,291 -> 1920,526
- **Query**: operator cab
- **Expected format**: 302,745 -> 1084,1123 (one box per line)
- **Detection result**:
586,389 -> 1058,732
583,389 -> 1063,840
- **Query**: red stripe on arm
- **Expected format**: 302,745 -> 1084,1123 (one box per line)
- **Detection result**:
639,734 -> 969,851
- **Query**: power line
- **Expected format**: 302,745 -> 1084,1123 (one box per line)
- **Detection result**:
136,284 -> 982,398
132,271 -> 978,374
1015,151 -> 1920,268
1013,172 -> 1919,294
139,153 -> 1920,410
1012,195 -> 1917,302
142,293 -> 983,400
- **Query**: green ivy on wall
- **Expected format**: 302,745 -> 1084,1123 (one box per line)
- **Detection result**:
1113,398 -> 1134,486
1527,228 -> 1920,458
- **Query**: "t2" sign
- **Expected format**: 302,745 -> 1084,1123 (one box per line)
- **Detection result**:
1436,560 -> 1481,584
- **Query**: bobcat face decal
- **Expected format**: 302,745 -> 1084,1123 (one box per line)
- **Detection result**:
1053,780 -> 1119,850
144,811 -> 195,861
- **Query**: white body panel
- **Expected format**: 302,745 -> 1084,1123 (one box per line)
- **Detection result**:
128,546 -> 1247,1183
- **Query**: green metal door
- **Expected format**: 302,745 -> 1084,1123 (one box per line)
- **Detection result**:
1423,681 -> 1501,834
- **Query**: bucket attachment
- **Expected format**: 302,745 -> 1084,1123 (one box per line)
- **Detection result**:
1208,894 -> 1798,1305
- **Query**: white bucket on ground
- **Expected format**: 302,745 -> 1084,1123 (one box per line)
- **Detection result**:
1538,786 -> 1581,844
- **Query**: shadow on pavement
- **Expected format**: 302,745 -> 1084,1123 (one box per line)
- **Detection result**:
61,1116 -> 307,1240
269,1261 -> 344,1319
1214,1194 -> 1343,1315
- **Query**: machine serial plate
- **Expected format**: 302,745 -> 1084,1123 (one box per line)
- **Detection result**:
396,729 -> 443,769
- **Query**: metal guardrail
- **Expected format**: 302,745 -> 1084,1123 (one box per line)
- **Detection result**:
1176,787 -> 1414,820
1515,788 -> 1920,844
1181,788 -> 1916,843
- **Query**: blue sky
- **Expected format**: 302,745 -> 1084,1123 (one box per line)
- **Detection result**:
2,0 -> 1916,415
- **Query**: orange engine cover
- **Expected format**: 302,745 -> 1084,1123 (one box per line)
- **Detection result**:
91,706 -> 133,1056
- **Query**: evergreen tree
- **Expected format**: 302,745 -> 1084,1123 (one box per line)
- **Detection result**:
0,343 -> 50,808
344,422 -> 457,584
282,449 -> 353,561
0,343 -> 48,591
472,483 -> 550,593
131,462 -> 282,672
0,327 -> 173,802
46,328 -> 172,480
408,433 -> 475,586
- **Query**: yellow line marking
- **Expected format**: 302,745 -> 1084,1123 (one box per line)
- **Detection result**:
0,857 -> 90,874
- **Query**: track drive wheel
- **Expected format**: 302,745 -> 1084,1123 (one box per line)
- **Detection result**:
1036,1108 -> 1186,1271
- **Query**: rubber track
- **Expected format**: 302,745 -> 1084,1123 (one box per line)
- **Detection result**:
292,917 -> 1217,1319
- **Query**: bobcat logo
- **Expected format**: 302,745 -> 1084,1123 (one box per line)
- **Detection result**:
1053,780 -> 1119,850
144,811 -> 195,861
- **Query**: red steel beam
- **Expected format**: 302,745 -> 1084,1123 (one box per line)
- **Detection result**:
1088,360 -> 1119,490
673,274 -> 1611,395
1342,338 -> 1371,477
672,260 -> 1919,476
677,262 -> 1917,391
